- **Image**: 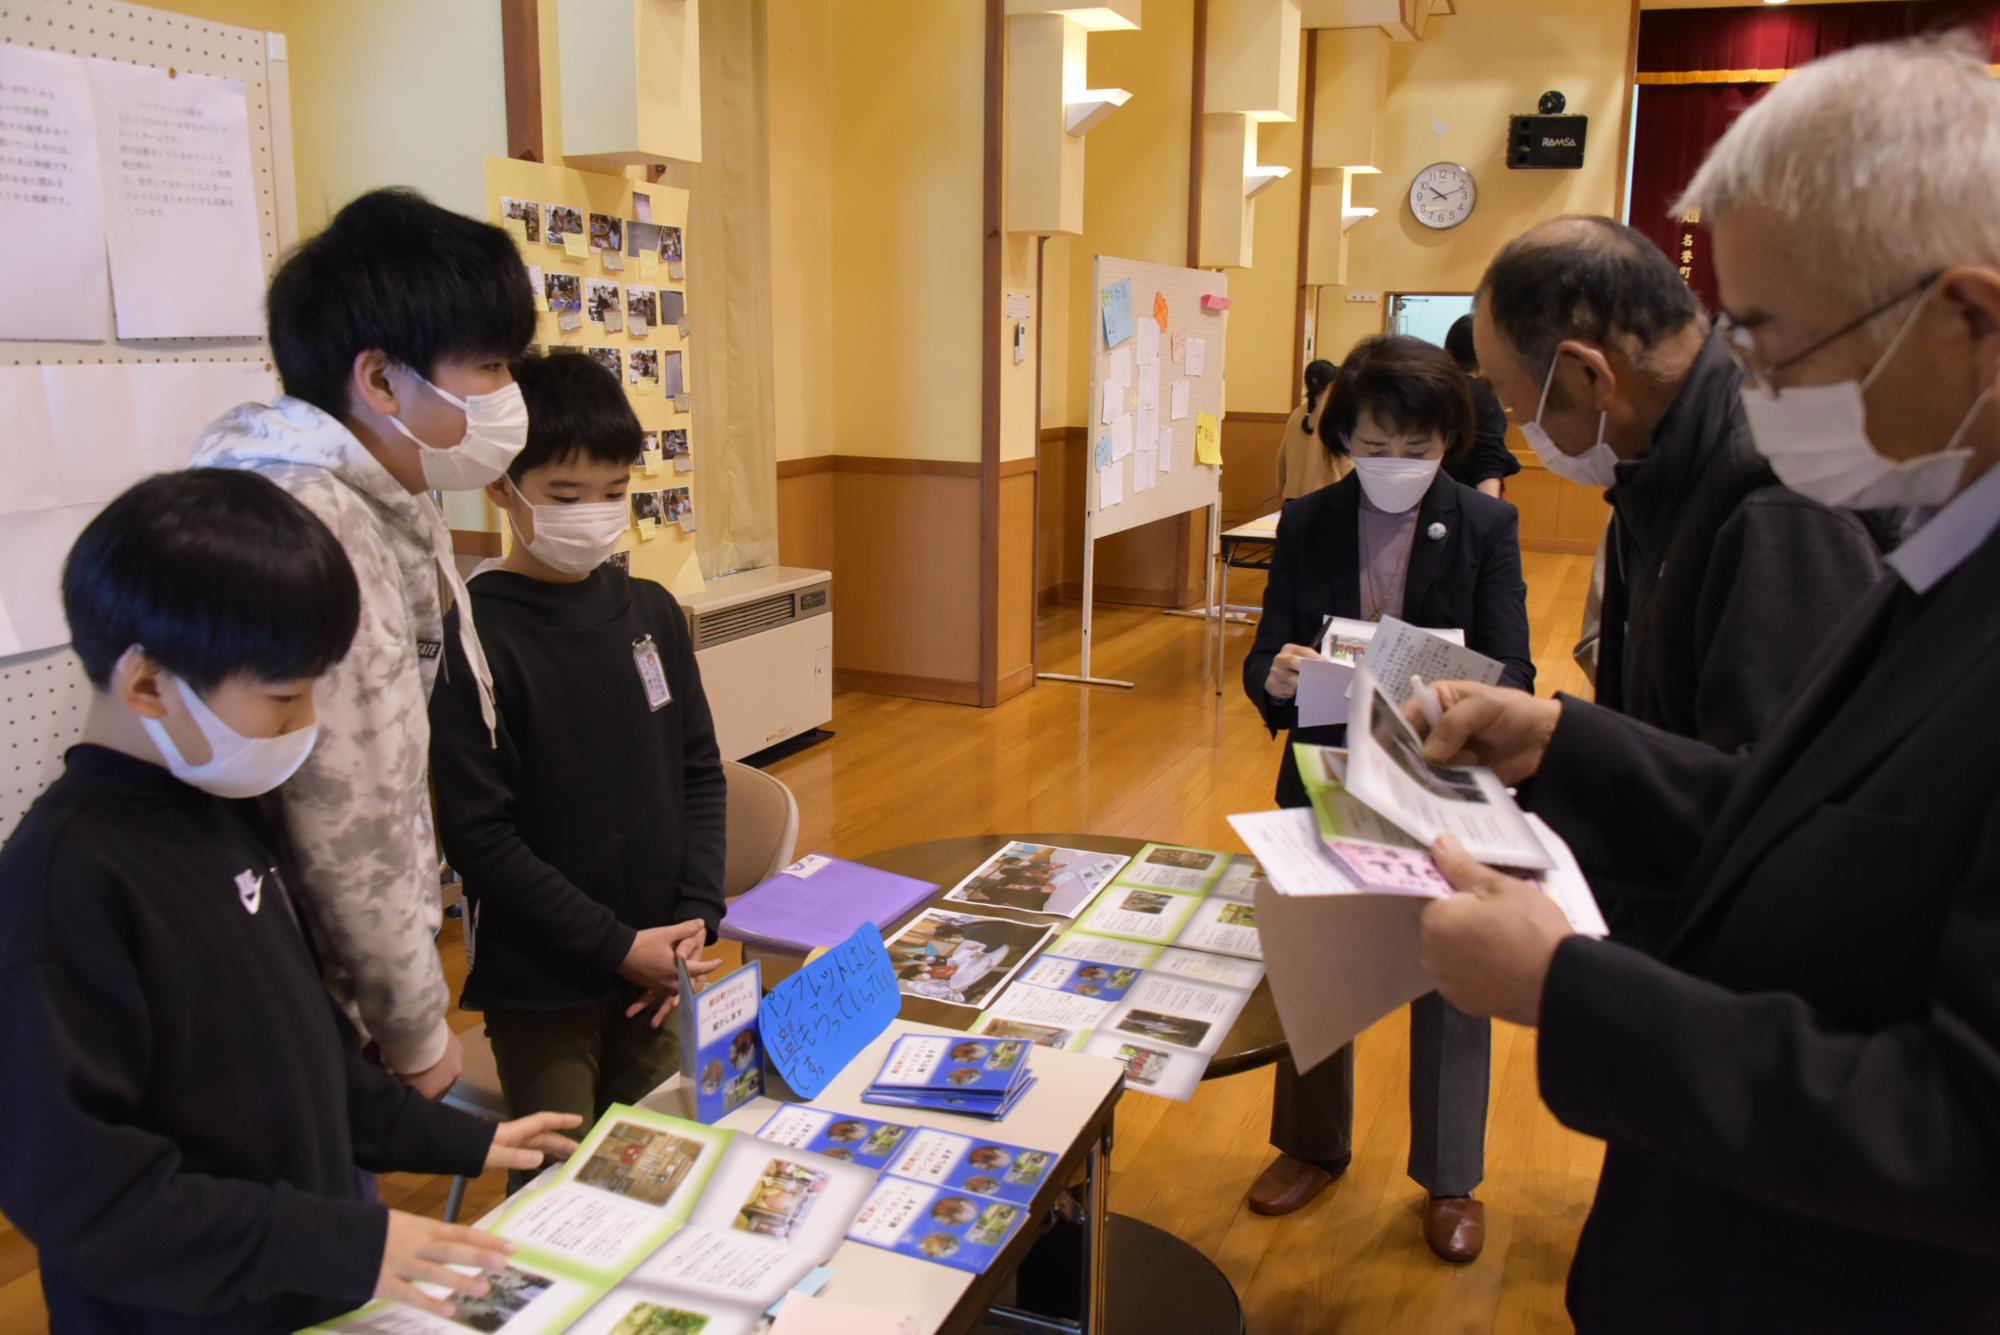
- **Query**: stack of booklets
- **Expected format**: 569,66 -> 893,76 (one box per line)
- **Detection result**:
862,1034 -> 1037,1121
721,853 -> 939,951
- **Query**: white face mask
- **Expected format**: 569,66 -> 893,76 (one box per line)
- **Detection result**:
382,369 -> 530,492
508,478 -> 629,575
1349,453 -> 1441,514
139,672 -> 318,799
1521,351 -> 1619,488
1741,289 -> 1986,511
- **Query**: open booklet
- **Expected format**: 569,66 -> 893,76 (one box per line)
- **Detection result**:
1343,664 -> 1552,870
1295,616 -> 1503,728
1229,752 -> 1607,1074
314,1104 -> 876,1335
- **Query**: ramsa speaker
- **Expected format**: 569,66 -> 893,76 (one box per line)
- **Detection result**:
1509,114 -> 1588,169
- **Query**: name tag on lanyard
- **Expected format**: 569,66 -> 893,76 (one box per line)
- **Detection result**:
633,633 -> 672,711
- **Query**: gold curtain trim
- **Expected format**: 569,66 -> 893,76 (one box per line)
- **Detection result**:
1637,64 -> 2000,86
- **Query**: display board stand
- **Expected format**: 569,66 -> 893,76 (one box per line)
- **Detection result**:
1038,256 -> 1228,691
0,1 -> 296,843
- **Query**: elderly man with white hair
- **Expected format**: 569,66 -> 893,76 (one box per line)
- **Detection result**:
1404,35 -> 2000,1333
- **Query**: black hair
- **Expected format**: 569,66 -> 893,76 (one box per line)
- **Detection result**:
1444,314 -> 1478,373
266,188 -> 537,418
63,470 -> 362,693
1476,216 -> 1702,407
508,352 -> 647,479
1299,358 -> 1338,434
1319,336 -> 1474,460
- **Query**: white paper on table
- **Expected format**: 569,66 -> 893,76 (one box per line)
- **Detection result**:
1344,666 -> 1553,870
1135,315 -> 1160,367
1362,616 -> 1504,704
1082,1030 -> 1206,1101
1158,424 -> 1173,471
1102,974 -> 1248,1057
1106,346 -> 1131,388
1170,380 -> 1190,421
1153,947 -> 1263,989
1175,896 -> 1262,961
87,60 -> 266,339
0,369 -> 63,516
1100,381 -> 1120,426
1295,657 -> 1356,728
981,981 -> 1114,1038
1097,455 -> 1123,507
1186,338 -> 1207,377
0,47 -> 111,342
771,1293 -> 922,1335
1111,414 -> 1133,460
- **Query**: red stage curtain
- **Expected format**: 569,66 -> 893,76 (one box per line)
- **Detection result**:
1629,85 -> 1768,312
1639,1 -> 2000,80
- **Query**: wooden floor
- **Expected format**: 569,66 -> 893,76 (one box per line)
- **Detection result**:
0,552 -> 1601,1335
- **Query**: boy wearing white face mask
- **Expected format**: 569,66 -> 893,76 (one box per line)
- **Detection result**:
191,188 -> 537,1100
429,354 -> 728,1136
0,471 -> 582,1333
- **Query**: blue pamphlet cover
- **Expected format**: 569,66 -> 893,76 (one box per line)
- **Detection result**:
677,957 -> 763,1122
871,1035 -> 1029,1097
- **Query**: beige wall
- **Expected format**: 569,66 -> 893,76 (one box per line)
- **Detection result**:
1226,49 -> 1310,415
768,0 -> 837,463
1312,0 -> 1634,361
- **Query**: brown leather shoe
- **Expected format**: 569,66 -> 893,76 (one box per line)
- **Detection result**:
1422,1194 -> 1485,1263
1246,1154 -> 1341,1216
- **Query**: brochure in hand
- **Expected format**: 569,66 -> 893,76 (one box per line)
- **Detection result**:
862,1033 -> 1035,1119
678,958 -> 764,1123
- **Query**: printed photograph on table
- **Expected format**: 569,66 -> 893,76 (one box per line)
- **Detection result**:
965,1016 -> 1076,1049
731,1159 -> 827,1241
626,284 -> 659,332
545,272 -> 582,313
630,347 -> 661,387
590,212 -> 624,253
1112,842 -> 1230,894
588,279 -> 622,325
1073,882 -> 1201,945
941,841 -> 1129,918
502,196 -> 542,243
882,908 -> 1055,1009
588,347 -> 623,380
678,959 -> 763,1123
1211,857 -> 1267,903
1085,1035 -> 1208,1101
602,1303 -> 719,1335
577,1122 -> 709,1207
754,1106 -> 911,1171
544,204 -> 584,245
1174,896 -> 1262,960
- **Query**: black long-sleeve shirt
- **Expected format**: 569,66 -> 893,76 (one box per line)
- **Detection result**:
1444,378 -> 1521,491
0,746 -> 495,1334
430,565 -> 727,1013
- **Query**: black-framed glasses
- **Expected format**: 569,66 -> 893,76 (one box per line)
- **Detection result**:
1716,269 -> 1941,398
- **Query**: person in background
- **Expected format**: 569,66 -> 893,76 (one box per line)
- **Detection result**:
193,188 -> 537,1097
429,353 -> 728,1140
1442,314 -> 1521,498
1474,216 -> 1883,946
0,471 -> 578,1333
1413,35 -> 2000,1331
1241,336 -> 1533,1261
1275,358 -> 1353,500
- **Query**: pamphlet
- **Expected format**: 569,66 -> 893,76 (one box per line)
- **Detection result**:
315,1105 -> 874,1335
1343,667 -> 1553,870
678,959 -> 764,1123
862,1034 -> 1033,1119
1296,617 -> 1491,728
1071,843 -> 1264,959
940,841 -> 1130,919
882,908 -> 1056,1010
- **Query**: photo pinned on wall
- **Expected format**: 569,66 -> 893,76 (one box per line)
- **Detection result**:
663,349 -> 686,400
544,272 -> 582,313
631,490 -> 665,526
543,204 -> 583,246
661,225 -> 685,278
660,289 -> 688,328
587,279 -> 622,325
589,212 -> 624,253
630,347 -> 661,388
587,346 -> 622,381
664,486 -> 694,533
626,283 -> 659,334
663,428 -> 692,473
501,196 -> 541,243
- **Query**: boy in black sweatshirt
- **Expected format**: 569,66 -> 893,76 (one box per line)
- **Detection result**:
0,470 -> 580,1333
430,353 -> 727,1133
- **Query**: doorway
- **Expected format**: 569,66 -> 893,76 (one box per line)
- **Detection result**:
1384,292 -> 1474,349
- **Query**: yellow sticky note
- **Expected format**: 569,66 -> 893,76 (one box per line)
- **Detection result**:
531,289 -> 548,313
639,250 -> 660,279
641,449 -> 663,476
502,216 -> 529,246
635,376 -> 658,397
1195,411 -> 1222,466
563,231 -> 589,260
637,516 -> 659,541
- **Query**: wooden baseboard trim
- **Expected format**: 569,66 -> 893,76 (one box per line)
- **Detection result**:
778,455 -> 982,480
995,661 -> 1035,703
834,667 -> 982,706
451,529 -> 502,557
999,456 -> 1037,478
1224,410 -> 1292,424
1054,579 -> 1204,610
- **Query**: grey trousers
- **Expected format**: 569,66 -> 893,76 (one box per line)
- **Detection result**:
1269,990 -> 1490,1197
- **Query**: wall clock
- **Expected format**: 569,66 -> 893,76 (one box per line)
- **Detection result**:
1410,162 -> 1476,230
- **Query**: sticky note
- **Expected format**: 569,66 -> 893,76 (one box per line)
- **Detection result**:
602,248 -> 625,272
638,516 -> 659,540
639,250 -> 660,279
641,449 -> 663,475
630,315 -> 648,338
761,924 -> 900,1100
1171,330 -> 1188,364
1196,411 -> 1222,466
1101,277 -> 1134,349
563,231 -> 589,260
558,310 -> 582,333
635,376 -> 658,396
1095,435 -> 1113,469
501,216 -> 529,246
1153,290 -> 1170,330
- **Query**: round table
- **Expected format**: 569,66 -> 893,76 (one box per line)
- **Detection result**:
742,832 -> 1290,1079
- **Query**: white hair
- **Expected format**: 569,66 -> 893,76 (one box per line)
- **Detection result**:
1676,33 -> 2000,333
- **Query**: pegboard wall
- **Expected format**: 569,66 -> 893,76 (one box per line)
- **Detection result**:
0,0 -> 297,840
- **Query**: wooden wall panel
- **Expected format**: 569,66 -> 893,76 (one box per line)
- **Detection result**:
832,470 -> 983,696
776,461 -> 837,574
998,469 -> 1037,701
1037,428 -> 1206,610
1221,411 -> 1287,525
1508,445 -> 1612,556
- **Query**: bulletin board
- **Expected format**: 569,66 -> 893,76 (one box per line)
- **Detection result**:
1088,256 -> 1228,539
484,157 -> 704,599
0,0 -> 297,842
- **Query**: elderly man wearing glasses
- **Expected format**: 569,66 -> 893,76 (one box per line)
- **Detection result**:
1411,34 -> 2000,1334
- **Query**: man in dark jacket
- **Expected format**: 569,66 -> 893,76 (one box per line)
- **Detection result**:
1474,217 -> 1882,940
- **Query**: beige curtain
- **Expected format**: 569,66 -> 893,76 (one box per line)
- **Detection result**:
680,0 -> 779,574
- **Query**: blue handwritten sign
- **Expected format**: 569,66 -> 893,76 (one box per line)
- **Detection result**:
762,922 -> 901,1100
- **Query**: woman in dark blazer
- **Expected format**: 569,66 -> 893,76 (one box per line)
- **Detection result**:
1240,335 -> 1533,1263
